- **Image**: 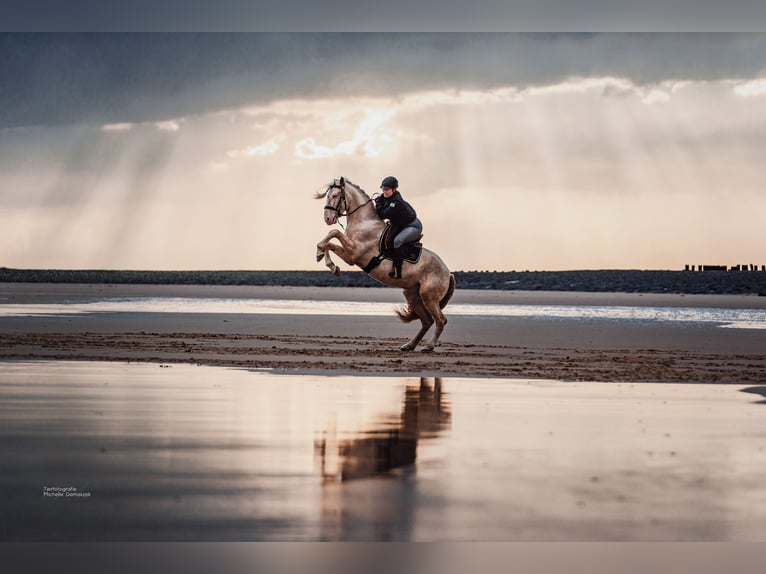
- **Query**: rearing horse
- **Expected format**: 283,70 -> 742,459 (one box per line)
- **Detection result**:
315,177 -> 455,352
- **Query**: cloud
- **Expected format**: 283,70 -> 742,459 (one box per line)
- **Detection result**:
734,78 -> 766,96
4,1 -> 766,33
227,137 -> 282,158
4,33 -> 766,129
101,122 -> 135,132
102,120 -> 182,132
641,89 -> 671,104
155,120 -> 181,131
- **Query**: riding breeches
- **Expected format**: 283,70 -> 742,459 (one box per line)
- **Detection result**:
393,218 -> 423,249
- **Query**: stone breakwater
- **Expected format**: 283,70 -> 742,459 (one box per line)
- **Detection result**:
1,268 -> 765,295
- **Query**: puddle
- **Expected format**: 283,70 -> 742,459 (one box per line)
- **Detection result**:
2,361 -> 766,541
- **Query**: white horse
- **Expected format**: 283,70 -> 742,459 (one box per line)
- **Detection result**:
315,177 -> 455,352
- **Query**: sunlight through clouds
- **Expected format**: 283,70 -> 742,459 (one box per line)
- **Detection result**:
238,89 -> 526,162
5,34 -> 766,270
734,78 -> 766,97
83,73 -> 765,269
294,108 -> 397,159
236,98 -> 402,159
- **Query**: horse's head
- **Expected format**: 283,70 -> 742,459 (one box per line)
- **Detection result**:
318,177 -> 346,226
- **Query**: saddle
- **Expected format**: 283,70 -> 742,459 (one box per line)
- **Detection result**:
380,223 -> 423,262
361,223 -> 423,274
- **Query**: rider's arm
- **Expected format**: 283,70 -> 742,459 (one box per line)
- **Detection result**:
374,196 -> 386,219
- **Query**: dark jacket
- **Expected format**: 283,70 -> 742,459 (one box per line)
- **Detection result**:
375,191 -> 417,228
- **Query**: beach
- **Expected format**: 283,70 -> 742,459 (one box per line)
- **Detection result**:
2,282 -> 766,542
1,283 -> 765,382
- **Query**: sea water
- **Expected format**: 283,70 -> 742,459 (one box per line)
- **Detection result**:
1,297 -> 765,329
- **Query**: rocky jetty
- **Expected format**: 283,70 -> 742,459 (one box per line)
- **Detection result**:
1,268 -> 765,295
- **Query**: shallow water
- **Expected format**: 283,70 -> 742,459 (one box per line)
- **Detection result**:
2,361 -> 766,541
1,297 -> 766,329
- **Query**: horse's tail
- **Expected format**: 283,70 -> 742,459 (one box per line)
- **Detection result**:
395,273 -> 456,323
395,304 -> 418,323
440,273 -> 456,309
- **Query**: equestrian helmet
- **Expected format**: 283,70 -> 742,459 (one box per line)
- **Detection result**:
380,176 -> 399,189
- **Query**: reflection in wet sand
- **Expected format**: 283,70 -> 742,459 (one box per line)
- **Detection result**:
316,377 -> 451,482
315,378 -> 451,540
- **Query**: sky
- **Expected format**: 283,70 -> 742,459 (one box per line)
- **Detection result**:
1,33 -> 766,271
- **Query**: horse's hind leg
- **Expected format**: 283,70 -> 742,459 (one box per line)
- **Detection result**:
399,290 -> 433,352
419,291 -> 448,353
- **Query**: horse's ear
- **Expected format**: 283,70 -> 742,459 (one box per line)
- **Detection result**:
339,176 -> 345,188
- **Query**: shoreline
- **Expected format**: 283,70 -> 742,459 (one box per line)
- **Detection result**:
2,268 -> 766,296
1,283 -> 765,383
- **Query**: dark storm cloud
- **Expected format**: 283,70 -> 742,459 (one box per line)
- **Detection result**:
0,33 -> 337,128
3,0 -> 766,31
2,33 -> 766,128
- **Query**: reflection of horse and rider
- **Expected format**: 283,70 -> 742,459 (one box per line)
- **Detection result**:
315,377 -> 451,483
315,176 -> 456,352
315,378 -> 451,540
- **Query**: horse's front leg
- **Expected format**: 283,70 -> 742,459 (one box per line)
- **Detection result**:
324,243 -> 356,276
316,229 -> 354,261
316,230 -> 356,276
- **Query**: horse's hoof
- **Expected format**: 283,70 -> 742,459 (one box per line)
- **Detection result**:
333,267 -> 341,277
316,253 -> 324,262
420,346 -> 435,353
399,343 -> 414,352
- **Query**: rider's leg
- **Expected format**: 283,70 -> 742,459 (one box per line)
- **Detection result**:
389,220 -> 423,278
393,219 -> 423,248
388,246 -> 404,279
388,223 -> 423,279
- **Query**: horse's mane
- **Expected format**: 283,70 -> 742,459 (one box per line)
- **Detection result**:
344,178 -> 371,199
312,177 -> 371,200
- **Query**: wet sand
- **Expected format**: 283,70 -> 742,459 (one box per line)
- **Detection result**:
1,283 -> 765,383
3,362 -> 766,541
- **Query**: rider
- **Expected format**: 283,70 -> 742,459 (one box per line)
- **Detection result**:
374,176 -> 423,279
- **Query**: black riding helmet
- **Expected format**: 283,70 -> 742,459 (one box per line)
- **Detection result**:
380,176 -> 399,189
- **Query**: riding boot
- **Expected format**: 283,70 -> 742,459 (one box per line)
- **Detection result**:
388,246 -> 404,279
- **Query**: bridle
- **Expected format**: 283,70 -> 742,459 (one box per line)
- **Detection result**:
324,179 -> 374,225
323,180 -> 349,217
